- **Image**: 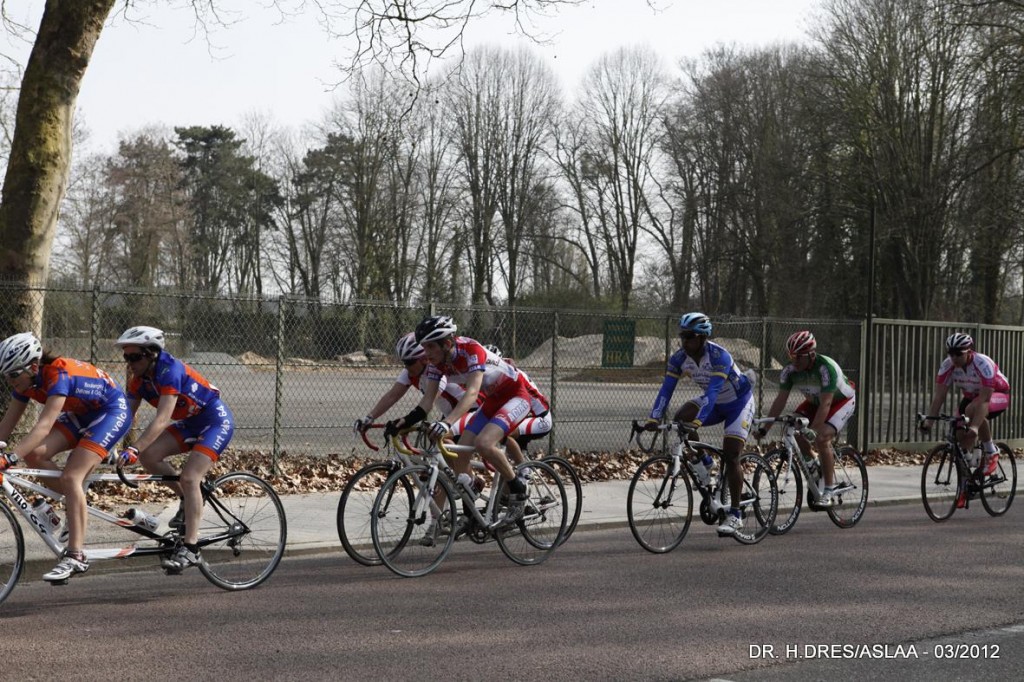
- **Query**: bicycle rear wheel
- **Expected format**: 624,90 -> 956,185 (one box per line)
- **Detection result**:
761,448 -> 802,535
497,460 -> 567,566
372,465 -> 457,578
197,472 -> 287,590
980,444 -> 1016,517
0,501 -> 25,606
732,452 -> 778,545
336,461 -> 401,566
627,455 -> 692,553
542,455 -> 582,545
827,446 -> 869,528
921,444 -> 959,522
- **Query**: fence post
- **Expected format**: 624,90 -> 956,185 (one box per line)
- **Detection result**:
89,284 -> 101,364
860,317 -> 871,453
271,295 -> 287,473
759,317 -> 768,413
548,311 -> 558,457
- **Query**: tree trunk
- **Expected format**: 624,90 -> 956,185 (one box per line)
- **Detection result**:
0,0 -> 115,335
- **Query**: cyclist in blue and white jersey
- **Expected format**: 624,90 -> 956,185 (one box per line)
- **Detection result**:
642,312 -> 755,537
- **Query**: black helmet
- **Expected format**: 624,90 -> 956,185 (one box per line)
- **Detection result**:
414,315 -> 458,344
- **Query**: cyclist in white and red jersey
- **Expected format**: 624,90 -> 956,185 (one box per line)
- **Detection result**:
483,344 -> 553,451
354,333 -> 477,437
392,315 -> 534,529
921,333 -> 1010,491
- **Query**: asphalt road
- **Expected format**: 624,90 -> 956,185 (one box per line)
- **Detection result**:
3,504 -> 1022,681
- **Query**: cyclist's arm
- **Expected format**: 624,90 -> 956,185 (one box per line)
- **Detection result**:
0,398 -> 28,443
443,371 -> 482,427
365,382 -> 410,420
764,390 -> 791,422
926,381 -> 948,418
12,394 -> 65,459
131,393 -> 178,453
649,372 -> 680,421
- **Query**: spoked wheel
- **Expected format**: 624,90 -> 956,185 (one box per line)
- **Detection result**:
497,460 -> 567,566
921,444 -> 959,522
827,446 -> 869,528
761,448 -> 802,535
731,452 -> 778,545
336,461 -> 402,566
371,465 -> 457,578
626,455 -> 693,553
197,472 -> 287,591
0,501 -> 25,606
542,455 -> 582,545
980,444 -> 1017,517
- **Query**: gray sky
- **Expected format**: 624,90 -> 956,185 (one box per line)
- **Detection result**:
3,1 -> 821,153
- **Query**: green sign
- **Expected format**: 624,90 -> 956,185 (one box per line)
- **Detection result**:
602,319 -> 636,368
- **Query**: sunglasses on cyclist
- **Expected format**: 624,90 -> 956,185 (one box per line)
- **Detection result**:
4,367 -> 28,380
123,352 -> 149,363
947,350 -> 967,357
680,332 -> 700,341
403,358 -> 420,367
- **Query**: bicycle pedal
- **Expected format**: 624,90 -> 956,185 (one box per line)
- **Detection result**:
47,578 -> 70,586
163,567 -> 184,576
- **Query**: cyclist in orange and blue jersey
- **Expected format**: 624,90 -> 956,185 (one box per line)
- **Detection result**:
642,312 -> 755,537
115,325 -> 235,572
0,332 -> 131,583
921,333 -> 1010,506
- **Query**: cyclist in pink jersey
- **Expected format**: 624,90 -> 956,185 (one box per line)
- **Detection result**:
920,333 -> 1010,491
0,332 -> 131,582
389,315 -> 533,529
354,333 -> 476,437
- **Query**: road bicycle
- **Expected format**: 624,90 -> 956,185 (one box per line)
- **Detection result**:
338,425 -> 582,566
919,413 -> 1017,521
369,426 -> 568,577
626,421 -> 778,552
751,415 -> 868,534
0,449 -> 286,606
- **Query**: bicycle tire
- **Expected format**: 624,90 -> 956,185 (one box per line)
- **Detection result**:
731,452 -> 778,545
541,455 -> 582,545
372,465 -> 457,578
337,461 -> 402,566
827,446 -> 869,529
497,460 -> 567,566
626,455 -> 693,553
762,448 -> 802,535
197,472 -> 287,591
921,444 -> 959,522
980,444 -> 1016,517
0,501 -> 25,606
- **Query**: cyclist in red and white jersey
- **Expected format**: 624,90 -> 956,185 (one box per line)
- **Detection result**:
354,333 -> 476,437
921,333 -> 1010,485
483,344 -> 552,449
392,316 -> 534,529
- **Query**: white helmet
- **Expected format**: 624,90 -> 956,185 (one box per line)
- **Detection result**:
484,344 -> 502,358
0,332 -> 43,375
414,315 -> 458,344
395,332 -> 425,363
115,326 -> 166,351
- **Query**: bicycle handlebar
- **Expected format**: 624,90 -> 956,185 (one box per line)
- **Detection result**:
752,415 -> 810,429
359,424 -> 384,452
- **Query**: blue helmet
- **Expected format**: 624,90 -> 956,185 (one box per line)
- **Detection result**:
678,312 -> 712,336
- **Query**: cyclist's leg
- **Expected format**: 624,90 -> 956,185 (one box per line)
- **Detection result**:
179,450 -> 216,545
22,426 -> 74,494
59,447 -> 104,552
815,424 -> 839,487
138,429 -> 188,498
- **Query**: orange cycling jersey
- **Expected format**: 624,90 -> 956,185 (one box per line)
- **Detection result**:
13,358 -> 124,414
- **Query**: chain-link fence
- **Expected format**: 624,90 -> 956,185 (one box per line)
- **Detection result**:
3,283 -> 1023,463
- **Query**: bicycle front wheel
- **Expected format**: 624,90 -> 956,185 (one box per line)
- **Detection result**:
542,455 -> 582,545
627,455 -> 693,553
197,472 -> 287,591
827,446 -> 869,529
497,460 -> 567,566
337,461 -> 401,566
0,501 -> 25,606
732,452 -> 778,545
762,448 -> 802,535
921,444 -> 959,522
980,444 -> 1017,517
372,465 -> 457,578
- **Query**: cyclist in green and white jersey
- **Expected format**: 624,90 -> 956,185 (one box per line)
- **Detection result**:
753,331 -> 856,507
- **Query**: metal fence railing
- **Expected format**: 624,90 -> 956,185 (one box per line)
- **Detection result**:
2,283 -> 1023,464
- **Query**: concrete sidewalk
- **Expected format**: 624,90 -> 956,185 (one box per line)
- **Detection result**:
15,464 -> 1008,564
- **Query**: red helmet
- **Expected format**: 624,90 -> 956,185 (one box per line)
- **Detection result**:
786,330 -> 816,358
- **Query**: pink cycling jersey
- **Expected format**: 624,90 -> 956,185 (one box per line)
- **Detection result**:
936,351 -> 1010,399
